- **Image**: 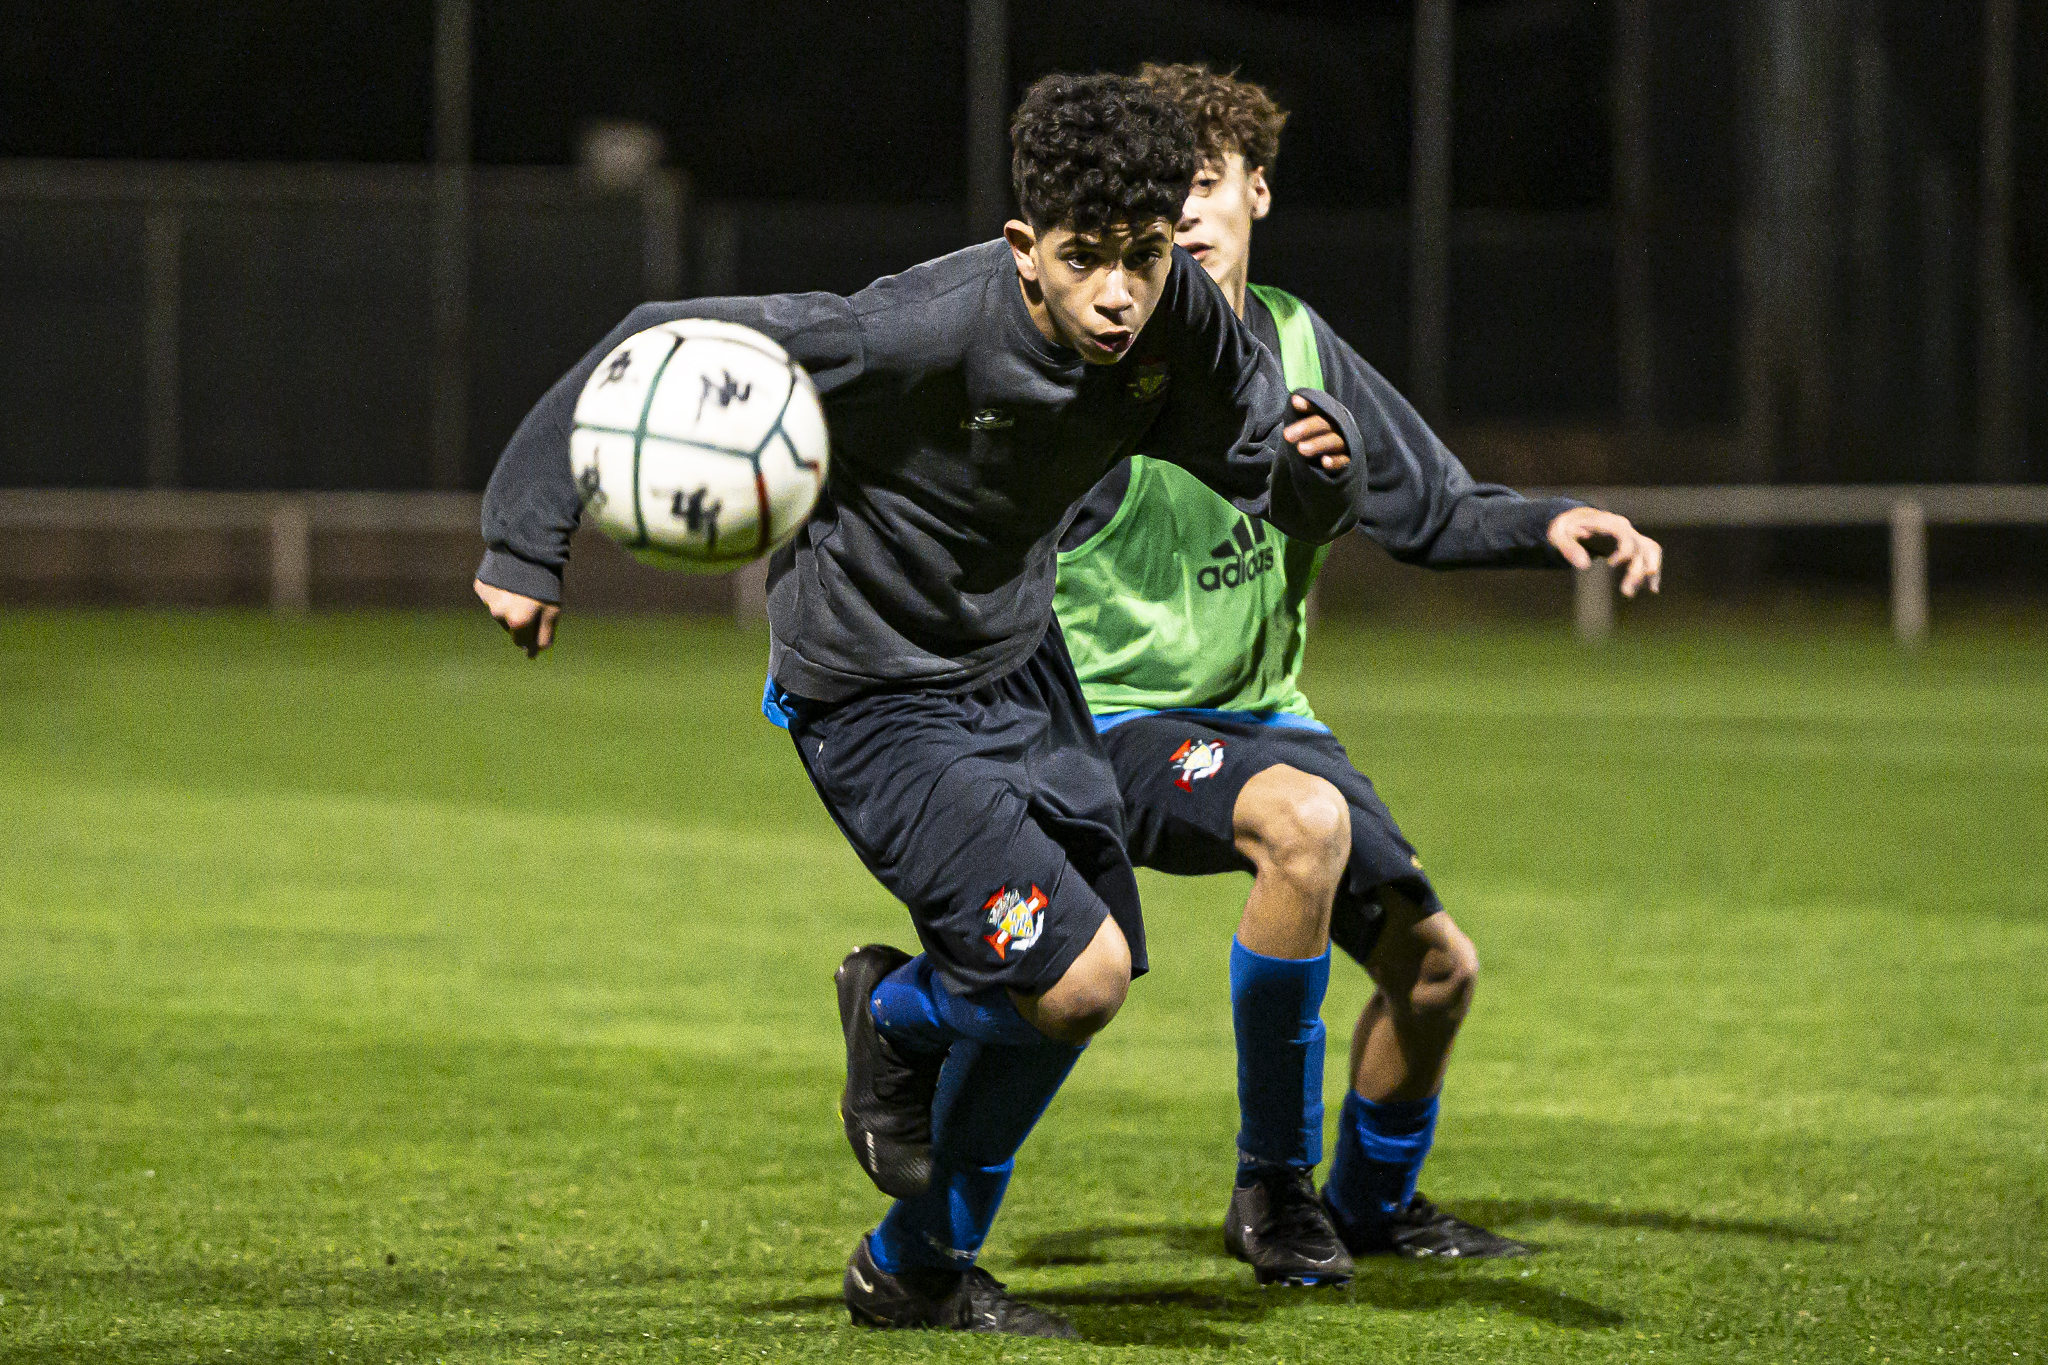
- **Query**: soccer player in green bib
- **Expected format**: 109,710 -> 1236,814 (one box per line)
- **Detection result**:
1053,64 -> 1663,1286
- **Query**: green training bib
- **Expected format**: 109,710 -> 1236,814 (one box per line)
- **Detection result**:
1055,284 -> 1331,719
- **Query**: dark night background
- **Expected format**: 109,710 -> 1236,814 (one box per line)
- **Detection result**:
1,0 -> 2043,521
5,2 -> 2039,254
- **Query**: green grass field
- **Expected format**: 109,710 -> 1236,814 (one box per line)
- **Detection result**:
2,609 -> 2044,1363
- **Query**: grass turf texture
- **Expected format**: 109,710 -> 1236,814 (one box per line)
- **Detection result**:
1,610 -> 2043,1364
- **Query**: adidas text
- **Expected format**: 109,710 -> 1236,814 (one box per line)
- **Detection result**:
1199,516 -> 1278,592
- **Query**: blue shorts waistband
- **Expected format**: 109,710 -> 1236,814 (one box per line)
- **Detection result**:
1091,707 -> 1329,736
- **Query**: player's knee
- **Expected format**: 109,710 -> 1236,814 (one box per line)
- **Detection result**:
1240,768 -> 1351,889
1039,974 -> 1127,1043
1414,924 -> 1478,1025
1025,923 -> 1132,1043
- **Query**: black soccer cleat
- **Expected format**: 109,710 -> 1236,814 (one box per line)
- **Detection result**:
1325,1189 -> 1532,1260
835,944 -> 946,1199
1223,1166 -> 1355,1286
843,1235 -> 1080,1338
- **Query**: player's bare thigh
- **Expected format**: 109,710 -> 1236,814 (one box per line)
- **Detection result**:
1231,764 -> 1350,957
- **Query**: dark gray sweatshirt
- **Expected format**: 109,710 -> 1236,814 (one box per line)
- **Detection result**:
478,241 -> 1362,701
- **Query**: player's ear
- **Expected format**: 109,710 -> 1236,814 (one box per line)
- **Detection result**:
1004,220 -> 1042,283
1248,167 -> 1272,222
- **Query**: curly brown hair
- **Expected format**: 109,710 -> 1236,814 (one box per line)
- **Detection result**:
1134,63 -> 1289,177
1009,73 -> 1196,233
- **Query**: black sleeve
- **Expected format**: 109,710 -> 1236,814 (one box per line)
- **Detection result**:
477,294 -> 866,603
1140,251 -> 1359,546
1309,308 -> 1581,568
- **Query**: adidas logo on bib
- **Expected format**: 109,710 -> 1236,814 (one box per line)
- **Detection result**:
1198,516 -> 1278,592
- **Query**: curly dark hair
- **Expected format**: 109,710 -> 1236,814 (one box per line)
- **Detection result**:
1135,62 -> 1289,177
1009,73 -> 1196,233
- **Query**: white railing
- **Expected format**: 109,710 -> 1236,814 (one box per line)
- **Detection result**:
0,489 -> 479,614
1545,484 -> 2048,643
4,485 -> 2046,640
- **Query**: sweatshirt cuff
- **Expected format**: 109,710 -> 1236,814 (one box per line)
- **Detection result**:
1524,496 -> 1586,564
476,547 -> 564,604
1289,387 -> 1365,489
1271,386 -> 1364,543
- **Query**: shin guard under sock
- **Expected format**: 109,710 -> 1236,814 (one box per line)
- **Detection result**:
867,1036 -> 1084,1272
1229,939 -> 1331,1177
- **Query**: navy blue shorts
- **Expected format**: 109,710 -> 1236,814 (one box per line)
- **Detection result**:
779,628 -> 1144,997
1098,713 -> 1441,966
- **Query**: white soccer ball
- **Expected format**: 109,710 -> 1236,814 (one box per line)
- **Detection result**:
569,318 -> 828,571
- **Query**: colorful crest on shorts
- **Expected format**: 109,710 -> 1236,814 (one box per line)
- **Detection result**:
1168,738 -> 1227,792
981,884 -> 1048,960
1171,740 -> 1228,794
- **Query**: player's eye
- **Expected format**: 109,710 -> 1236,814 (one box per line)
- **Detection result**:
1128,249 -> 1162,268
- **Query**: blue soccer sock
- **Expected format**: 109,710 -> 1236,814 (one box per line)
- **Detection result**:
1323,1089 -> 1439,1239
866,1161 -> 1012,1275
867,1036 -> 1085,1273
868,953 -> 1045,1054
1230,939 -> 1331,1178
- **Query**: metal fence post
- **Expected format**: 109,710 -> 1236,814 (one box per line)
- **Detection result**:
1410,0 -> 1454,427
696,202 -> 740,296
430,0 -> 473,491
1919,150 -> 1962,471
1848,0 -> 1892,445
965,0 -> 1010,242
732,559 -> 770,625
1889,498 -> 1928,645
1574,561 -> 1614,640
269,496 -> 312,615
1612,0 -> 1654,432
1977,0 -> 2022,481
143,205 -> 182,488
642,169 -> 684,299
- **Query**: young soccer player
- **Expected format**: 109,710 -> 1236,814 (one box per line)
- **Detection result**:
473,74 -> 1363,1337
1052,63 -> 1663,1286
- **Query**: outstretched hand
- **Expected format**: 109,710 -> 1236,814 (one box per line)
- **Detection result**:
1546,506 -> 1663,598
1282,394 -> 1351,473
474,578 -> 561,658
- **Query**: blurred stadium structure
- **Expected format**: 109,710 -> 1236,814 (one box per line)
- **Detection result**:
1,0 -> 2041,620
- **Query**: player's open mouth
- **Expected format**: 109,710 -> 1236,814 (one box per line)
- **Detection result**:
1092,330 -> 1134,355
1182,242 -> 1212,260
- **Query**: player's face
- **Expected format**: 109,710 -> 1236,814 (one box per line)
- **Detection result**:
1175,152 -> 1270,308
1006,218 -> 1176,364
